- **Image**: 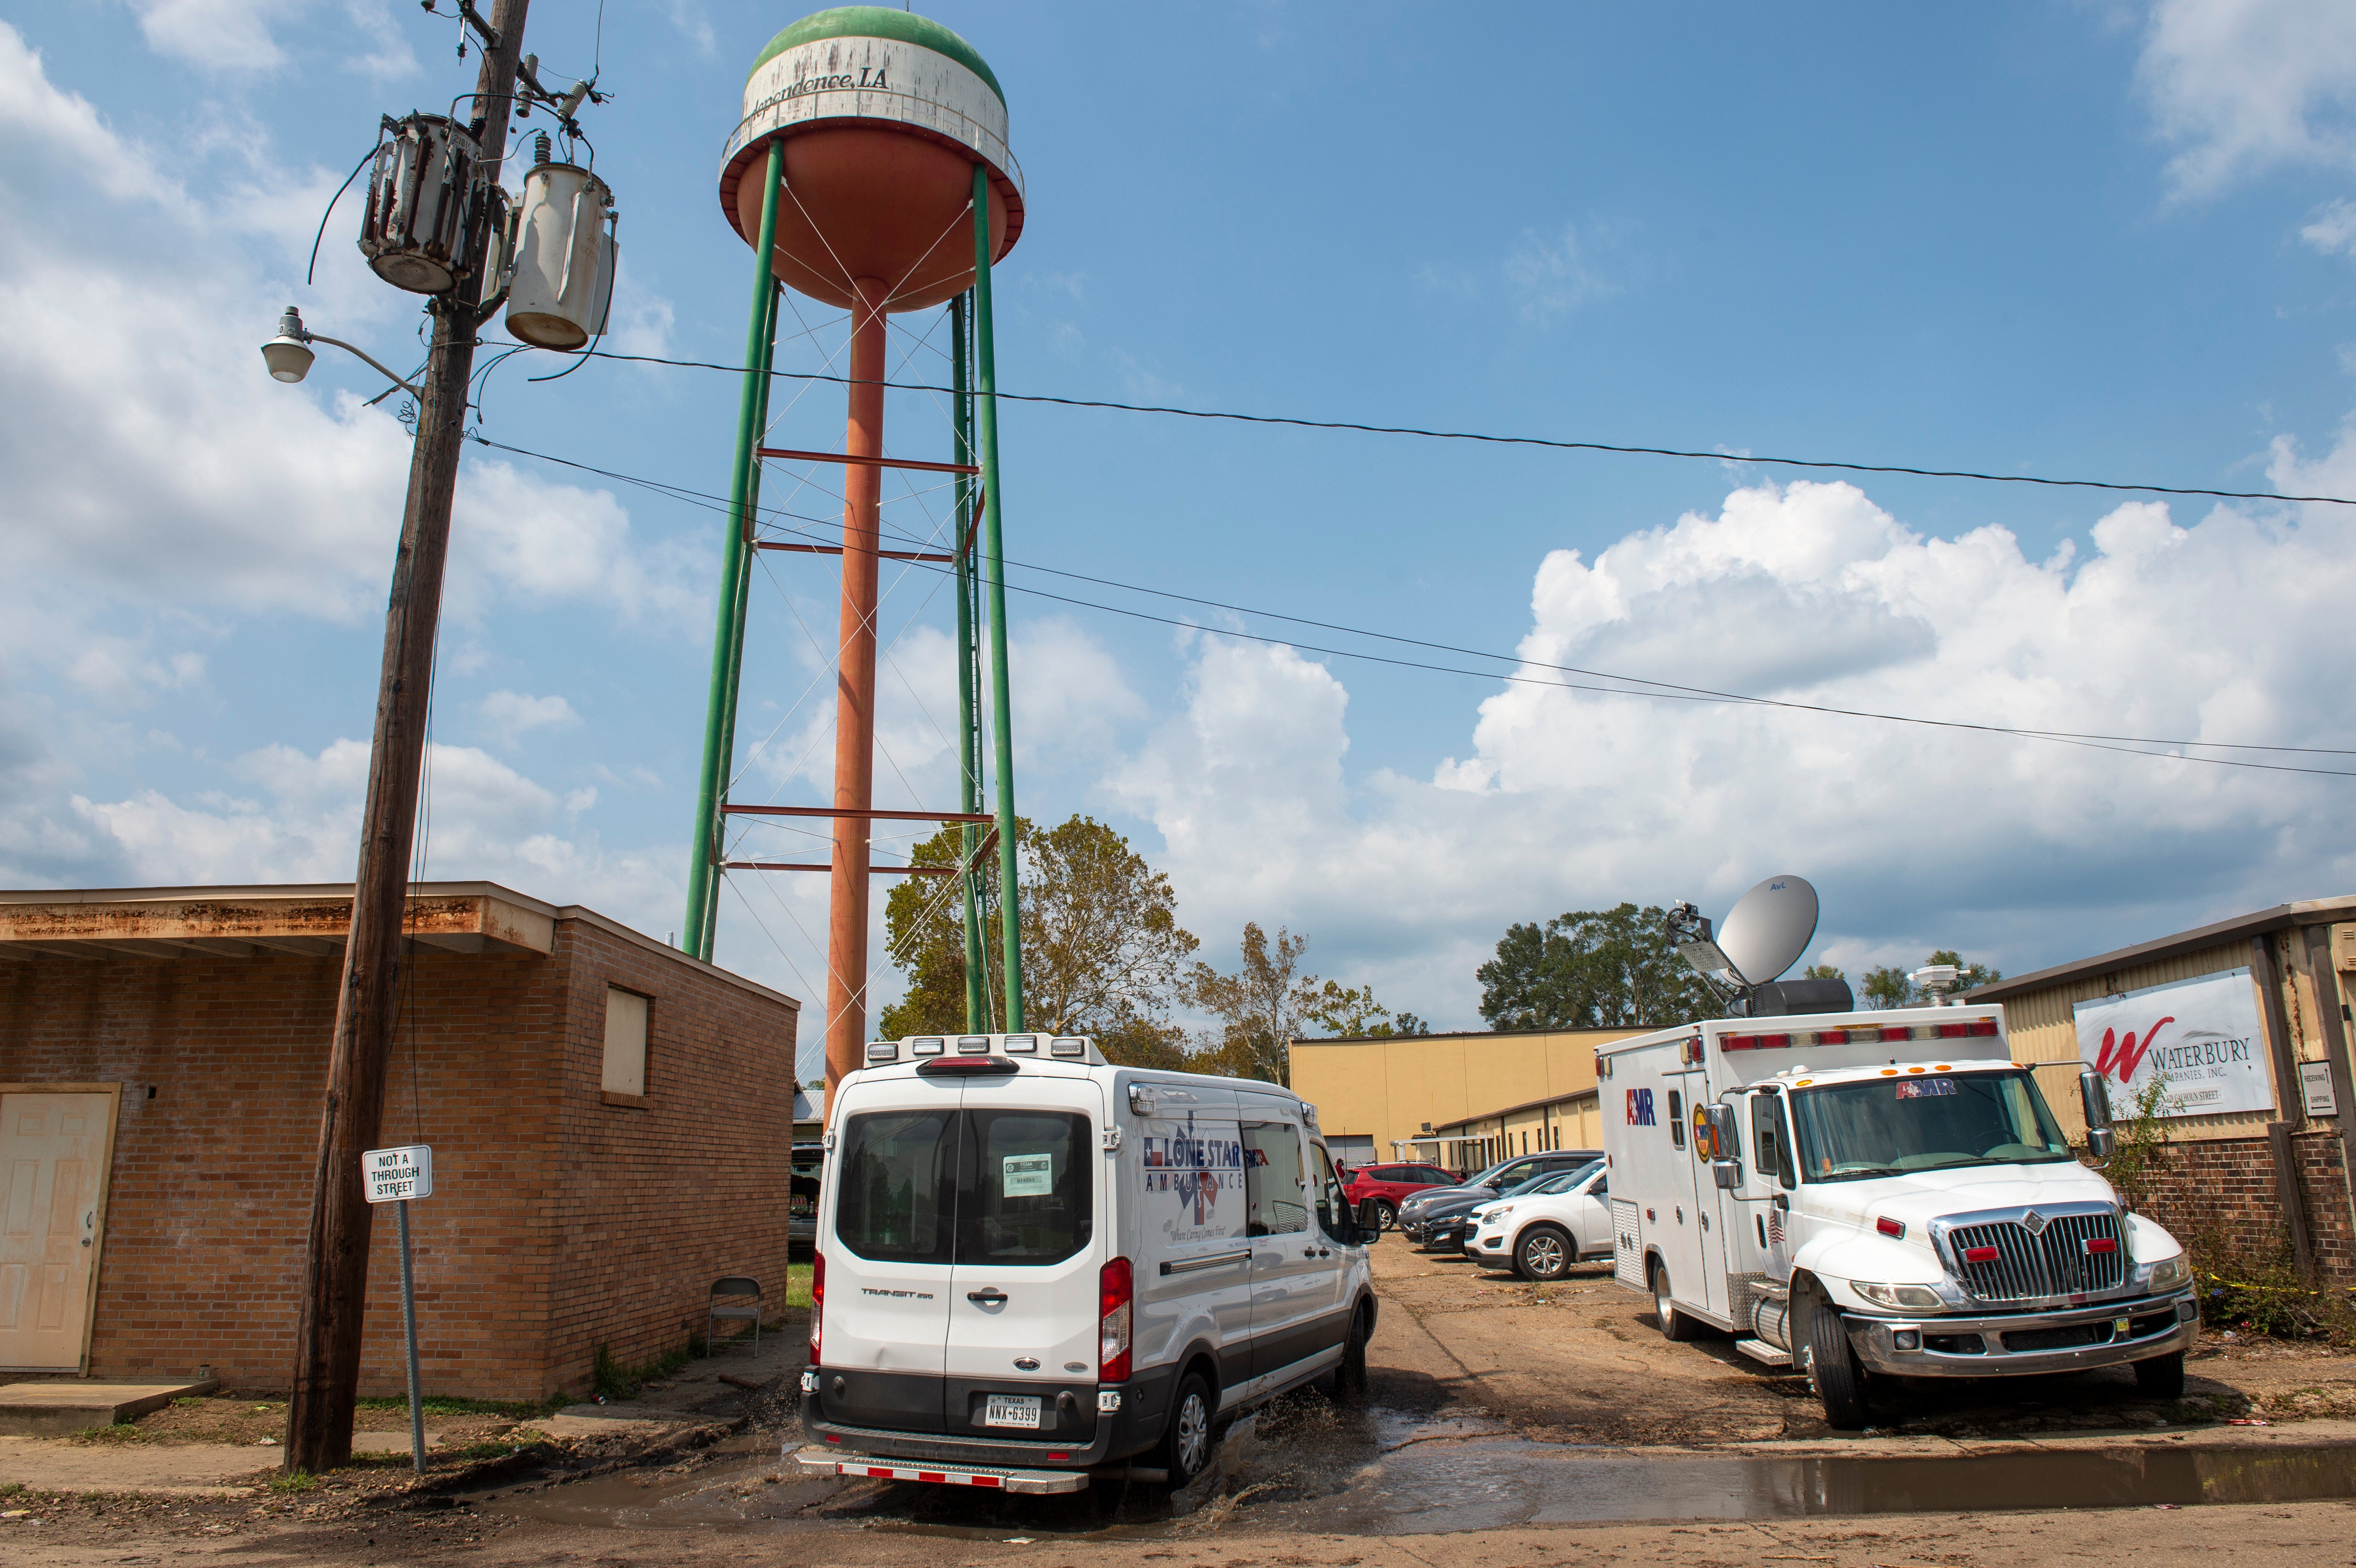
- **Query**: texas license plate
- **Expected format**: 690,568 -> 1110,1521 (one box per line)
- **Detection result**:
983,1394 -> 1043,1429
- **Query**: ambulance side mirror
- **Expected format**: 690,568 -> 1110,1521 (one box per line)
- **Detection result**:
1711,1160 -> 1740,1190
2079,1070 -> 2117,1161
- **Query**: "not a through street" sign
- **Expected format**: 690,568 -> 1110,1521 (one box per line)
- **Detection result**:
362,1144 -> 434,1204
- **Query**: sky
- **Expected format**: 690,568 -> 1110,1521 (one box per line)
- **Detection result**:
6,1 -> 2356,1070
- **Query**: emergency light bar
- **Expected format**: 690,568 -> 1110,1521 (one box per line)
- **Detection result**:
1721,1018 -> 1999,1052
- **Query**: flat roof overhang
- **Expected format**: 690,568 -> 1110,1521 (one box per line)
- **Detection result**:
0,882 -> 555,962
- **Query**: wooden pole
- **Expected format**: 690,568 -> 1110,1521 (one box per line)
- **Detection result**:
283,0 -> 530,1475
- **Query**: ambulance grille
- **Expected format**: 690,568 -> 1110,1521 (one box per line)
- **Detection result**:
1942,1208 -> 2125,1303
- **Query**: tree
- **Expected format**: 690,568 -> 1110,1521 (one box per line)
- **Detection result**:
1858,949 -> 2003,1010
1184,924 -> 1314,1085
876,815 -> 1199,1068
1476,904 -> 1721,1030
1802,964 -> 1846,982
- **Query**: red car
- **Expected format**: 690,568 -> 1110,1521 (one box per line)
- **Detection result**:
1341,1161 -> 1459,1230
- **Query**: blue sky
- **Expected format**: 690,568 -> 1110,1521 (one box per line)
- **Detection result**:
6,1 -> 2356,1058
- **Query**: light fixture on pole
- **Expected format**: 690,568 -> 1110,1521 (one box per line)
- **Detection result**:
259,306 -> 424,399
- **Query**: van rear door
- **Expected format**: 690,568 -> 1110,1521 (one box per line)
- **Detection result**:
825,1083 -> 962,1432
941,1069 -> 1106,1446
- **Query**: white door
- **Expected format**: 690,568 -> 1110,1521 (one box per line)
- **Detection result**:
1657,1073 -> 1714,1317
1238,1096 -> 1334,1383
1133,1082 -> 1251,1396
942,1070 -> 1106,1442
0,1091 -> 116,1372
822,1084 -> 962,1431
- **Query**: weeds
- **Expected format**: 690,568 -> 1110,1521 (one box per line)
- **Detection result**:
2184,1223 -> 2356,1345
71,1421 -> 143,1445
591,1336 -> 700,1401
354,1393 -> 564,1419
268,1470 -> 319,1494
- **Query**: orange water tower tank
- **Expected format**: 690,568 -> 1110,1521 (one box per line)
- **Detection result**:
717,6 -> 1024,311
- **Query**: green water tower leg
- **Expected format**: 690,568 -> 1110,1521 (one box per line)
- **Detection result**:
972,163 -> 1022,1030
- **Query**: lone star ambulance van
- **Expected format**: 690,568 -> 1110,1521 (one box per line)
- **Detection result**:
795,1033 -> 1377,1492
1599,1003 -> 2197,1429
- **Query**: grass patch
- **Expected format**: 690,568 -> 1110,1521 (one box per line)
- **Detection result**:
784,1262 -> 814,1309
171,1396 -> 208,1409
591,1334 -> 703,1401
268,1470 -> 320,1494
72,1421 -> 144,1444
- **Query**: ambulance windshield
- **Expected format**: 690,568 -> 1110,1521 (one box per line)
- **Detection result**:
1787,1070 -> 2072,1182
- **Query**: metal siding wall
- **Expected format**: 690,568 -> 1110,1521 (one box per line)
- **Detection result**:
2005,942 -> 2279,1143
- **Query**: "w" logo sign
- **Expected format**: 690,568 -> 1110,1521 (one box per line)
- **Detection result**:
2094,1015 -> 2175,1085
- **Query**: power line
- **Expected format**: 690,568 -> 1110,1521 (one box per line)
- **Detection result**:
468,435 -> 2356,779
578,351 -> 2356,511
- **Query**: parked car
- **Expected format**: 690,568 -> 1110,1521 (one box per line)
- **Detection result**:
796,1033 -> 1378,1494
1416,1165 -> 1587,1252
1467,1161 -> 1612,1279
788,1140 -> 823,1257
1341,1162 -> 1458,1229
1397,1150 -> 1603,1242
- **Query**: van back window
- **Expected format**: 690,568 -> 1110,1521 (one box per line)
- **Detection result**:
963,1111 -> 1092,1263
838,1111 -> 959,1264
836,1108 -> 1092,1266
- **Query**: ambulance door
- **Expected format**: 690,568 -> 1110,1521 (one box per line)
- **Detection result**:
1238,1093 -> 1337,1386
1650,1063 -> 1712,1319
1683,1081 -> 1734,1324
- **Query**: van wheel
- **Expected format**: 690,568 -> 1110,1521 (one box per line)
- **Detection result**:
1516,1224 -> 1572,1281
1326,1301 -> 1371,1402
1807,1299 -> 1869,1429
2134,1351 -> 2185,1400
1160,1371 -> 1215,1486
1651,1260 -> 1698,1341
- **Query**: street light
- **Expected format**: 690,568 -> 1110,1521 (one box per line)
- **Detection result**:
259,305 -> 424,399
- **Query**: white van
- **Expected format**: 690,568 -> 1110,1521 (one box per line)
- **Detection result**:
794,1033 -> 1377,1493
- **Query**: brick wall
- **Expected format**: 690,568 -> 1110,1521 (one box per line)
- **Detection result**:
0,914 -> 796,1400
2125,1129 -> 2356,1285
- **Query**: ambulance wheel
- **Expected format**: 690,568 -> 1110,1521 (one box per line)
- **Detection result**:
1161,1371 -> 1215,1486
2134,1350 -> 2185,1400
1516,1224 -> 1572,1281
1651,1260 -> 1698,1341
1807,1300 -> 1869,1430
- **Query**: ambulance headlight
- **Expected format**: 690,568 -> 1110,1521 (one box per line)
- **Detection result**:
1852,1281 -> 1943,1310
2142,1255 -> 2191,1291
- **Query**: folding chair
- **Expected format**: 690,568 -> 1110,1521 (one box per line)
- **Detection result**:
708,1275 -> 762,1356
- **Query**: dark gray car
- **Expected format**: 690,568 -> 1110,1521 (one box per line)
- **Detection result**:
1397,1150 -> 1602,1244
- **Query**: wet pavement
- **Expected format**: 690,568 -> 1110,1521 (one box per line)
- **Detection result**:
478,1399 -> 2356,1539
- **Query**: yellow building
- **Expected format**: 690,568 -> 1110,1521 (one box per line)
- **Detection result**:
1286,1027 -> 1640,1170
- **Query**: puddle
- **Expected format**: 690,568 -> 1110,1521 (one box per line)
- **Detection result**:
479,1404 -> 2356,1538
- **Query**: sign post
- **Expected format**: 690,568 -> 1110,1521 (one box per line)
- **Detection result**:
363,1146 -> 433,1474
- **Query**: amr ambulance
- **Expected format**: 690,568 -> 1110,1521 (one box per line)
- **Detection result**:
794,1033 -> 1377,1492
1599,1004 -> 2198,1428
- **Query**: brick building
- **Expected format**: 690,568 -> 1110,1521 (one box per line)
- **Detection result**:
0,883 -> 800,1400
1967,895 -> 2356,1284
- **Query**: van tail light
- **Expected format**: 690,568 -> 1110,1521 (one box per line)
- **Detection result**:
2084,1236 -> 2119,1255
1099,1256 -> 1134,1383
1963,1245 -> 2000,1264
809,1253 -> 825,1366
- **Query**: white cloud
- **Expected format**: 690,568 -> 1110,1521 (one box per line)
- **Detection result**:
339,0 -> 416,79
1504,221 -> 1618,326
477,689 -> 580,748
2303,195 -> 2356,257
1110,475 -> 2356,1026
666,0 -> 716,56
2138,0 -> 2356,198
123,0 -> 310,74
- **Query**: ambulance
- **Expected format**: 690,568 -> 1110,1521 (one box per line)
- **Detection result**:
1598,1003 -> 2197,1428
794,1033 -> 1377,1491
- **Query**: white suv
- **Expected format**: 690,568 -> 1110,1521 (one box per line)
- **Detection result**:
1467,1162 -> 1611,1280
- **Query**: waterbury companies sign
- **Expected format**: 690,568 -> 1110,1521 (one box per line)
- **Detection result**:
2072,969 -> 2272,1119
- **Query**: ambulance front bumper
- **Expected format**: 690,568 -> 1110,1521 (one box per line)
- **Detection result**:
1843,1289 -> 2198,1378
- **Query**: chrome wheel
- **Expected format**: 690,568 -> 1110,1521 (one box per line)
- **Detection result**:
1174,1388 -> 1209,1477
1519,1228 -> 1567,1279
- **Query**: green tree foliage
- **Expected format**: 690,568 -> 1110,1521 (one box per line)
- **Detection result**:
1802,964 -> 1846,981
1476,904 -> 1722,1029
877,815 -> 1198,1067
1858,949 -> 2003,1009
1183,923 -> 1317,1086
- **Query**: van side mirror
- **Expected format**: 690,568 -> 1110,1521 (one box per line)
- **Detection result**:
2079,1070 -> 2114,1130
1711,1159 -> 1740,1190
1357,1198 -> 1386,1235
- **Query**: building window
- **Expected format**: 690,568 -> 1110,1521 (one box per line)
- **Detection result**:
603,987 -> 650,1097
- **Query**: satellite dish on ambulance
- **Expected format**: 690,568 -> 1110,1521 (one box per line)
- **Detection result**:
1715,875 -> 1819,986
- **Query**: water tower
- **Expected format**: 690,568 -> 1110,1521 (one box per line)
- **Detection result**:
684,8 -> 1028,1107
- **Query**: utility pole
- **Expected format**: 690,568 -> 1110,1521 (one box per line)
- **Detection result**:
284,0 -> 531,1475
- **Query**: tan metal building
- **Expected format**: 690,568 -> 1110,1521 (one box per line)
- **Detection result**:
1966,894 -> 2356,1282
1286,1027 -> 1639,1170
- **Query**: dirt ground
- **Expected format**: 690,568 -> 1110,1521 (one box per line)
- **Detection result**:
1369,1233 -> 2356,1444
7,1232 -> 2356,1565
